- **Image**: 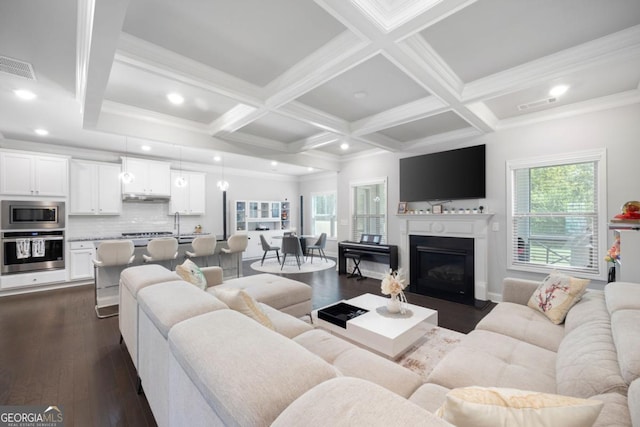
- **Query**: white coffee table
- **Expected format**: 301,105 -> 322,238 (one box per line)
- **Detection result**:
312,293 -> 438,359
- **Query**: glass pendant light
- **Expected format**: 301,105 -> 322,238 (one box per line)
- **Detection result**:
175,145 -> 187,188
216,156 -> 229,191
119,136 -> 135,184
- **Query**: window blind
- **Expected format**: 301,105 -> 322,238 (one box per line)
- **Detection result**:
511,161 -> 599,274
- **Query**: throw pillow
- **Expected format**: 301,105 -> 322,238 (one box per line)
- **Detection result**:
435,386 -> 603,427
213,288 -> 275,330
527,271 -> 590,324
175,259 -> 207,290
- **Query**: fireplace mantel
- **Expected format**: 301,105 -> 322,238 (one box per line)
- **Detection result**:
399,213 -> 494,301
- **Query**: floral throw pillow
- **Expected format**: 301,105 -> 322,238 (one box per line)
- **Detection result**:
527,272 -> 590,324
175,259 -> 207,290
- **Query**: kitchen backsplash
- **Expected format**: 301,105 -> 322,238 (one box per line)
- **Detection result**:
67,202 -> 208,239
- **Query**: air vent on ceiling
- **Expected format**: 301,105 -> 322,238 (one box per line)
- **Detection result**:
517,97 -> 557,111
0,56 -> 36,80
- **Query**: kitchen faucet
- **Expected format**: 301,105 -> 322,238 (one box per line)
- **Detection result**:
174,211 -> 181,238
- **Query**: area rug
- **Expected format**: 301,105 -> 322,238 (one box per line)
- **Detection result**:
397,326 -> 465,382
250,257 -> 336,274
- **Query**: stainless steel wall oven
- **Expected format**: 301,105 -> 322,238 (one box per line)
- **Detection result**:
1,200 -> 65,274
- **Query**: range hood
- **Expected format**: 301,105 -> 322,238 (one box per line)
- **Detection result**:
122,194 -> 170,202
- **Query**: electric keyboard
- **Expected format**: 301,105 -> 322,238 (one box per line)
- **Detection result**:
338,240 -> 398,274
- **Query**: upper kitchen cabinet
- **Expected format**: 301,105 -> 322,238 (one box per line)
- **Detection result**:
121,157 -> 171,197
170,171 -> 205,215
69,160 -> 121,215
0,150 -> 68,197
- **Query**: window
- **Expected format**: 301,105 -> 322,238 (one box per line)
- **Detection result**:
507,150 -> 606,278
351,178 -> 387,243
311,192 -> 336,239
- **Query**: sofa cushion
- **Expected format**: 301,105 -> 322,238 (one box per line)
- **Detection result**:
564,291 -> 607,335
272,377 -> 453,427
120,264 -> 180,297
168,310 -> 338,426
527,272 -> 590,324
294,329 -> 423,398
175,259 -> 207,289
259,303 -> 313,339
427,330 -> 557,393
611,309 -> 640,384
556,317 -> 628,398
409,383 -> 450,413
211,288 -> 274,330
137,281 -> 227,339
629,379 -> 640,427
605,282 -> 640,313
590,392 -> 631,427
475,302 -> 565,352
435,386 -> 603,427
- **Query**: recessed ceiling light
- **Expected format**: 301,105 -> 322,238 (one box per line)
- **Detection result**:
141,145 -> 151,151
213,155 -> 221,162
549,85 -> 569,97
307,167 -> 314,172
14,89 -> 36,100
167,93 -> 184,105
353,91 -> 367,99
34,128 -> 49,136
340,143 -> 349,150
271,161 -> 278,167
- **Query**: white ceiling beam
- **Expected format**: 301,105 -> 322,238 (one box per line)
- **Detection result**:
288,132 -> 341,153
208,104 -> 266,136
79,0 -> 130,128
463,25 -> 640,104
277,101 -> 351,135
351,96 -> 448,136
116,34 -> 264,106
352,132 -> 403,151
218,131 -> 290,152
402,127 -> 483,150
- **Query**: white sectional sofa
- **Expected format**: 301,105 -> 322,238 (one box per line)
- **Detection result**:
413,278 -> 640,427
126,266 -> 640,426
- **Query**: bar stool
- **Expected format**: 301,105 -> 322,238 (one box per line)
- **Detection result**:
143,237 -> 178,269
185,235 -> 217,267
93,239 -> 135,318
219,234 -> 248,277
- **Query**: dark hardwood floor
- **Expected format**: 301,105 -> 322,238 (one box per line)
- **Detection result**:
0,258 -> 495,426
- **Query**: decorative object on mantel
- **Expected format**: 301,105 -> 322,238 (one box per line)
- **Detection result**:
397,202 -> 408,214
432,204 -> 442,214
381,269 -> 408,314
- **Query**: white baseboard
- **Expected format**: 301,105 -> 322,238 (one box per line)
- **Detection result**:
487,291 -> 502,302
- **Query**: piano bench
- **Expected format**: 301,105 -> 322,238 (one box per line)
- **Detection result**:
344,253 -> 364,280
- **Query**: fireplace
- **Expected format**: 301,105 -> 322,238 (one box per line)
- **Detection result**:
409,235 -> 475,305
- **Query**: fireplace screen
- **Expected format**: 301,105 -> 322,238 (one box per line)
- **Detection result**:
410,236 -> 474,305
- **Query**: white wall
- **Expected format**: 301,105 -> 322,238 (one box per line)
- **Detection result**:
338,103 -> 640,298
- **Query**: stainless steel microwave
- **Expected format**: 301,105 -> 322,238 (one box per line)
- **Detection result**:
1,200 -> 65,230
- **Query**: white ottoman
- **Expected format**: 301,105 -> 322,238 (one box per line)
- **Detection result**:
119,264 -> 179,369
207,273 -> 312,318
137,281 -> 227,427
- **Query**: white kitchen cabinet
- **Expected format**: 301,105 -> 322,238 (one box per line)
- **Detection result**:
0,150 -> 68,196
170,171 -> 205,215
68,241 -> 96,280
70,160 -> 121,215
121,157 -> 171,196
234,200 -> 290,234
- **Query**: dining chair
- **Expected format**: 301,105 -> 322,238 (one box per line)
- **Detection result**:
280,235 -> 303,270
259,234 -> 280,266
306,232 -> 328,263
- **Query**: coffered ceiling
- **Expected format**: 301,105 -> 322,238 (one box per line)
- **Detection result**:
0,0 -> 639,175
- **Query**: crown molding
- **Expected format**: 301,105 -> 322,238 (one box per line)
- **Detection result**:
496,89 -> 640,131
75,0 -> 95,108
101,100 -> 211,133
465,102 -> 499,131
463,25 -> 640,103
116,33 -> 264,105
349,0 -> 444,33
288,132 -> 341,152
352,132 -> 403,151
218,131 -> 289,153
351,95 -> 448,136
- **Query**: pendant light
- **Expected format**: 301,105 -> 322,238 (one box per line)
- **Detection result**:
175,145 -> 187,188
119,136 -> 135,184
216,156 -> 229,191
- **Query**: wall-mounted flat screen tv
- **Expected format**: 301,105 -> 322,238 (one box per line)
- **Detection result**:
400,145 -> 486,202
